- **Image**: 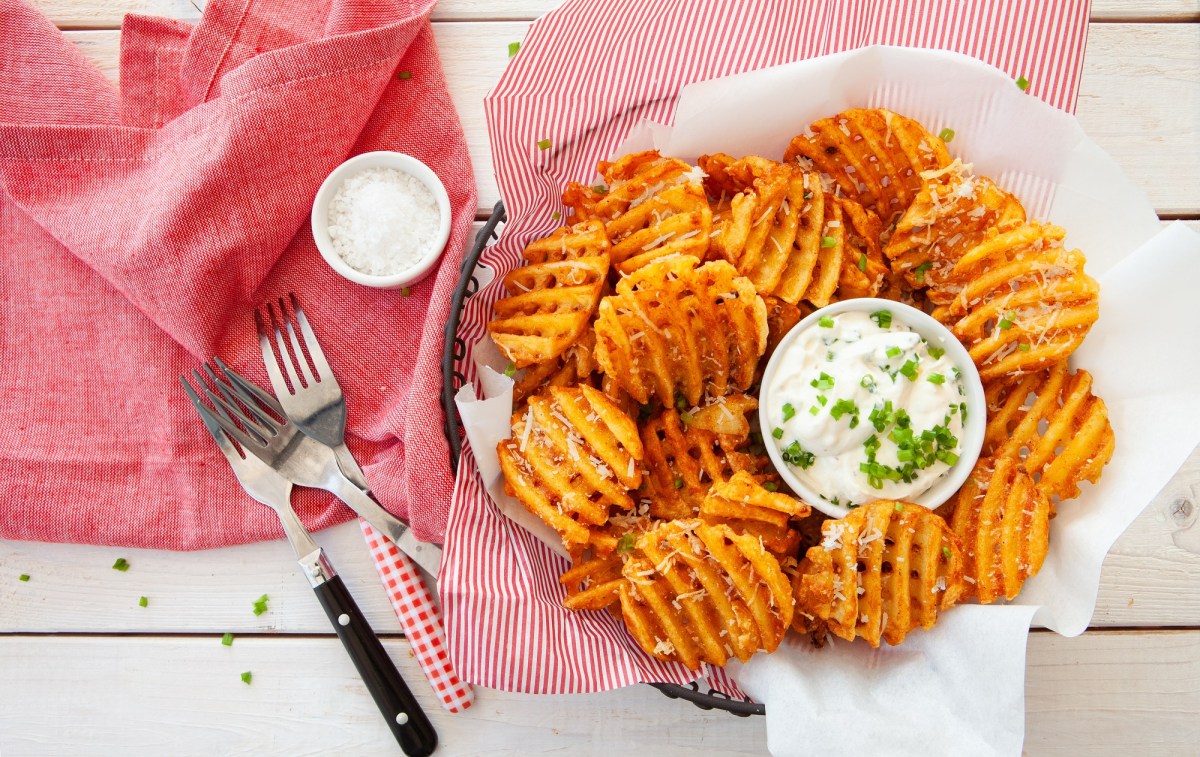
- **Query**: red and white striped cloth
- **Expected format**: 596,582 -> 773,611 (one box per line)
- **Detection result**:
437,0 -> 1091,695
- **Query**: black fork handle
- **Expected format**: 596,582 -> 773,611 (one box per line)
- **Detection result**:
312,570 -> 438,755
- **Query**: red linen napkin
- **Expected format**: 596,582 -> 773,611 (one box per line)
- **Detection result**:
0,0 -> 476,548
440,0 -> 1090,695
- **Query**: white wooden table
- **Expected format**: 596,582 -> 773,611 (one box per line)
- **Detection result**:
2,1 -> 1199,754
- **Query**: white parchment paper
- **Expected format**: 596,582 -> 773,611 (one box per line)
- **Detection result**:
456,47 -> 1200,755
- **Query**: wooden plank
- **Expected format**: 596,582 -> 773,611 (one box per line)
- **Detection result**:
3,450 -> 1199,633
29,0 -> 1200,30
61,23 -> 1200,217
0,630 -> 1196,755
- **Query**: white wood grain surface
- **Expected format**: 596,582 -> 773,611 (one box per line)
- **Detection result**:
2,631 -> 1198,756
3,1 -> 1199,755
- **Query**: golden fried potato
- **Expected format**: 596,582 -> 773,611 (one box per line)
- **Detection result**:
699,154 -> 793,271
606,183 -> 713,274
620,520 -> 794,670
943,456 -> 1051,603
935,223 -> 1100,380
785,108 -> 951,222
802,192 -> 845,307
561,551 -> 626,612
794,500 -> 965,647
497,385 -> 643,553
488,220 -> 610,367
833,196 -> 890,300
885,162 -> 1027,303
512,329 -> 598,408
639,400 -> 766,520
983,361 -> 1115,500
699,471 -> 809,559
594,256 -> 767,405
564,150 -> 694,222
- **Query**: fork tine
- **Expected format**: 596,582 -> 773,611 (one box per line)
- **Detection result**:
215,357 -> 287,418
268,299 -> 306,394
280,295 -> 317,387
201,364 -> 280,439
255,306 -> 293,397
288,293 -> 330,383
181,375 -> 245,463
194,369 -> 275,450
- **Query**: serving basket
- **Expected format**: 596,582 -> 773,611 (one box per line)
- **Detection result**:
439,201 -> 765,717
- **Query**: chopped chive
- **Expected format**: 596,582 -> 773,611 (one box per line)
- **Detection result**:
781,441 -> 815,469
252,594 -> 270,617
112,558 -> 130,572
616,533 -> 636,554
508,42 -> 521,57
810,372 -> 835,391
551,210 -> 561,221
679,411 -> 693,425
899,358 -> 919,380
816,395 -> 828,406
913,261 -> 932,284
860,375 -> 876,391
592,184 -> 608,194
772,427 -> 784,440
782,403 -> 796,422
1018,343 -> 1031,352
998,316 -> 1014,330
869,310 -> 892,329
673,476 -> 684,490
821,235 -> 837,248
19,574 -> 30,582
763,481 -> 779,492
809,405 -> 819,416
400,286 -> 412,297
857,253 -> 867,272
894,502 -> 903,512
138,596 -> 148,608
942,546 -> 952,559
818,315 -> 835,328
675,393 -> 687,411
396,70 -> 412,80
222,633 -> 235,647
928,345 -> 945,359
938,127 -> 955,143
536,138 -> 552,151
1016,75 -> 1030,91
503,363 -> 516,378
927,373 -> 946,385
241,671 -> 253,685
886,346 -> 901,359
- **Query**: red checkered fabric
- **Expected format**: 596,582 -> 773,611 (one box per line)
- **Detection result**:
361,521 -> 473,712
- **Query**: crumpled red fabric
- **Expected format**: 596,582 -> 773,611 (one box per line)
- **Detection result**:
0,0 -> 476,549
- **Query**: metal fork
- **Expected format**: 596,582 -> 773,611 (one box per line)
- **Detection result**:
256,293 -> 369,492
197,358 -> 441,578
181,369 -> 437,757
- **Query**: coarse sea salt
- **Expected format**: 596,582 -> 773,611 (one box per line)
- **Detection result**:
326,166 -> 440,276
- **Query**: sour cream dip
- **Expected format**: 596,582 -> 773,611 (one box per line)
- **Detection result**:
759,299 -> 985,517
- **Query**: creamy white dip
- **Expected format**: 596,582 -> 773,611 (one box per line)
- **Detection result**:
763,309 -> 967,508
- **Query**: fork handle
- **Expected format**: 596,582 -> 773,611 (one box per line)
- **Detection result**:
311,562 -> 438,756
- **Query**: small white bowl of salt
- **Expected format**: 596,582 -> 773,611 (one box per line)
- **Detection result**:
311,151 -> 452,289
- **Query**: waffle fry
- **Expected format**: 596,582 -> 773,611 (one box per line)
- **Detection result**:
620,520 -> 794,670
564,150 -> 694,222
594,255 -> 767,405
698,471 -> 809,558
639,401 -> 766,520
512,329 -> 598,408
561,513 -> 656,612
833,196 -> 889,300
794,500 -> 965,647
488,220 -> 611,367
803,193 -> 845,307
784,108 -> 951,222
885,162 -> 1027,303
944,456 -> 1052,603
983,361 -> 1115,500
497,385 -> 643,552
936,223 -> 1099,379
